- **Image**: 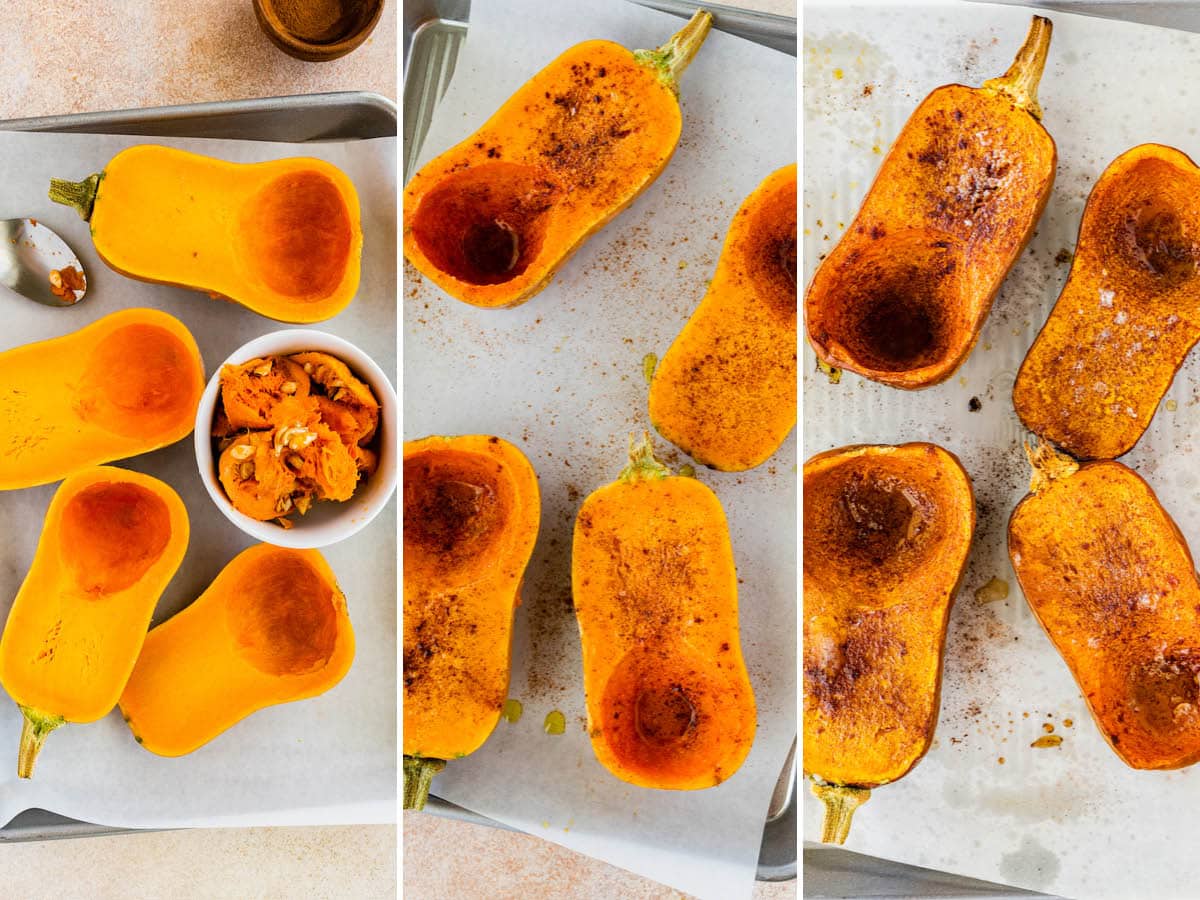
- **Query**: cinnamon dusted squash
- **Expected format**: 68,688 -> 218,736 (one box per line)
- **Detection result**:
805,16 -> 1056,388
649,164 -> 797,471
1014,144 -> 1200,459
1010,442 -> 1200,769
403,11 -> 712,308
403,435 -> 540,809
804,443 -> 974,842
573,434 -> 756,789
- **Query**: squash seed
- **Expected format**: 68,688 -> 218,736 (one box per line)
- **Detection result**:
238,460 -> 255,480
230,443 -> 254,461
281,381 -> 298,395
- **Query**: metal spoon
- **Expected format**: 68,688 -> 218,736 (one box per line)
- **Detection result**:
0,218 -> 87,307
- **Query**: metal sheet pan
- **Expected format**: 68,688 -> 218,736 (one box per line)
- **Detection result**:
403,0 -> 797,883
0,90 -> 396,843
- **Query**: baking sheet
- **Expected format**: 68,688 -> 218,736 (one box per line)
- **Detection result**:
0,130 -> 396,828
404,2 -> 796,899
804,3 -> 1200,897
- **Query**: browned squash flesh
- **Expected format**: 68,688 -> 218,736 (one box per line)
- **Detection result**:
804,443 -> 975,842
1010,443 -> 1200,769
1014,145 -> 1200,459
804,17 -> 1056,388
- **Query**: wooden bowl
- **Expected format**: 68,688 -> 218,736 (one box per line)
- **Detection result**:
253,0 -> 384,62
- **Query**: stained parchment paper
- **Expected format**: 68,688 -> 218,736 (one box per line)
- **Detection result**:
804,3 -> 1200,897
405,2 -> 796,898
0,131 -> 396,828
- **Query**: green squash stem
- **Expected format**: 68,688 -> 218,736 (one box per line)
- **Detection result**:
404,755 -> 446,811
634,9 -> 713,94
48,174 -> 102,221
812,780 -> 871,845
619,432 -> 672,484
17,705 -> 65,779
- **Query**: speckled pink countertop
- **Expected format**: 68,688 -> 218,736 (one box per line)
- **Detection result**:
0,2 -> 395,119
0,4 -> 396,899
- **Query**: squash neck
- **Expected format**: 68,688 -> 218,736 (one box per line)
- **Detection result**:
619,432 -> 672,483
48,174 -> 102,221
1024,439 -> 1079,493
811,780 -> 871,845
403,755 -> 446,811
17,705 -> 65,779
982,15 -> 1052,121
633,9 -> 713,95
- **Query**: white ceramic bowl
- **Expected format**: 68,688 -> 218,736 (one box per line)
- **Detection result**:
195,329 -> 397,549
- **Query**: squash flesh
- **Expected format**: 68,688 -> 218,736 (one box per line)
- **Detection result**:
1014,145 -> 1200,459
1010,457 -> 1200,769
87,146 -> 362,323
803,443 -> 974,788
0,467 -> 189,724
118,544 -> 354,757
0,308 -> 204,490
649,164 -> 797,471
573,454 -> 755,789
403,39 -> 684,308
402,436 -> 540,761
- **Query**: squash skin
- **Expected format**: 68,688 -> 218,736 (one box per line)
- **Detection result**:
0,308 -> 204,490
804,18 -> 1056,389
1014,144 -> 1200,460
403,435 -> 540,762
119,544 -> 354,757
1010,449 -> 1200,769
59,146 -> 362,323
649,164 -> 797,471
803,444 -> 974,790
572,439 -> 755,789
403,17 -> 711,309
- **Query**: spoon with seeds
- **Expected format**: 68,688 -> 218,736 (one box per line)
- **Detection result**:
0,218 -> 88,307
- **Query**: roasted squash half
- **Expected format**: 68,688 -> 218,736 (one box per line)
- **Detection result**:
0,308 -> 204,490
403,11 -> 712,308
0,467 -> 189,777
649,163 -> 797,471
573,434 -> 756,789
805,16 -> 1056,388
1014,144 -> 1200,459
49,146 -> 363,323
1010,442 -> 1200,769
804,443 -> 974,842
119,544 -> 354,756
403,435 -> 540,809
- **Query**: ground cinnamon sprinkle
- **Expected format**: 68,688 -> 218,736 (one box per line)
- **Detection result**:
271,0 -> 366,43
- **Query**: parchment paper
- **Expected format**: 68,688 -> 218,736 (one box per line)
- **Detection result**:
804,3 -> 1200,897
404,2 -> 796,898
0,131 -> 396,828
